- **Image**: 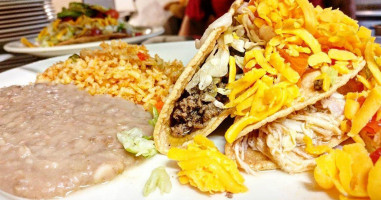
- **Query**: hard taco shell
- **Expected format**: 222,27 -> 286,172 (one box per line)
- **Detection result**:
154,0 -> 244,154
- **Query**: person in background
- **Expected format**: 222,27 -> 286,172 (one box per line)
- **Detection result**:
178,0 -> 235,38
128,0 -> 172,28
164,0 -> 188,35
179,0 -> 356,38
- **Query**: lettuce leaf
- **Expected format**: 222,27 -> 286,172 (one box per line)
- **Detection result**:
117,128 -> 157,158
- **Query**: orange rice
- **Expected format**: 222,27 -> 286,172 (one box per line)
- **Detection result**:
36,41 -> 184,110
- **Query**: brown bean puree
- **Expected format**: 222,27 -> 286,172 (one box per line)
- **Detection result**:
0,83 -> 153,199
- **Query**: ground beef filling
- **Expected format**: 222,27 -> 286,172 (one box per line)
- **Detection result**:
170,82 -> 228,137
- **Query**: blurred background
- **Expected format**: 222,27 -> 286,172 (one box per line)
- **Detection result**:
0,0 -> 381,72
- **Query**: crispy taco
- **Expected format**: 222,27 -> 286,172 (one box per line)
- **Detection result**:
227,70 -> 381,174
154,0 -> 367,154
21,2 -> 134,47
226,92 -> 348,173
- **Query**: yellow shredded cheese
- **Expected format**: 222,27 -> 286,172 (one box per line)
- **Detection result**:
303,135 -> 331,156
308,52 -> 331,67
314,143 -> 378,199
168,135 -> 247,194
229,56 -> 237,83
348,86 -> 381,138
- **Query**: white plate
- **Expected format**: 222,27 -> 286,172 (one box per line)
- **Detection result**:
0,41 -> 337,200
3,27 -> 165,57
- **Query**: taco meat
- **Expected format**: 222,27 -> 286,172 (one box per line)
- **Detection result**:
171,81 -> 228,137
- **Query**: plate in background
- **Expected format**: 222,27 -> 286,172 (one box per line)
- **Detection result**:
4,27 -> 165,57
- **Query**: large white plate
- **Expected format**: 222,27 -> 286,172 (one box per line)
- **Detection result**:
3,27 -> 165,57
0,41 -> 337,200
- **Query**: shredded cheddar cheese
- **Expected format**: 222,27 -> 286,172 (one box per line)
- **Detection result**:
222,0 -> 375,143
348,86 -> 381,138
314,143 -> 381,200
167,135 -> 247,194
303,135 -> 331,156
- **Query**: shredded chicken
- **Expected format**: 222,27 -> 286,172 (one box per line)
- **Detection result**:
233,136 -> 257,175
232,93 -> 347,173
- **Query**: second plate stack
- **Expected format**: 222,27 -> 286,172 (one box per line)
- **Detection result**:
0,0 -> 55,48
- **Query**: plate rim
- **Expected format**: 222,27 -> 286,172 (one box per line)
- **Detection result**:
3,27 -> 165,55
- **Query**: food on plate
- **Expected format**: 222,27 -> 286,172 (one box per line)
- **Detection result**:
314,143 -> 381,200
370,148 -> 381,164
226,92 -> 348,173
36,41 -> 184,111
143,166 -> 172,197
226,60 -> 381,174
154,0 -> 367,154
168,135 -> 247,194
117,128 -> 157,158
0,83 -> 153,199
20,2 -> 138,47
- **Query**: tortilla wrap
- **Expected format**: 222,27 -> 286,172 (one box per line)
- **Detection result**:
154,0 -> 243,154
56,33 -> 129,46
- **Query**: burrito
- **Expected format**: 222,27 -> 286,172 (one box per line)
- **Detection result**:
154,0 -> 367,154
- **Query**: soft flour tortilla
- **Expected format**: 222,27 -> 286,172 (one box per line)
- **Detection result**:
56,33 -> 129,46
154,0 -> 243,154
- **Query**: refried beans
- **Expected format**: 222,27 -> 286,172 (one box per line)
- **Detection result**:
0,83 -> 153,199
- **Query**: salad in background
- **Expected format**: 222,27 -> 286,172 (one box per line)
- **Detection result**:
21,2 -> 144,47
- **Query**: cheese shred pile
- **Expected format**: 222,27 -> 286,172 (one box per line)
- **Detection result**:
314,143 -> 381,200
168,135 -> 247,194
223,0 -> 377,143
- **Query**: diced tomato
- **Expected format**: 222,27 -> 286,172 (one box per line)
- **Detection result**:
370,148 -> 381,164
90,28 -> 102,36
105,9 -> 119,19
95,12 -> 106,19
155,100 -> 164,112
137,52 -> 148,61
279,49 -> 309,76
337,78 -> 364,94
357,96 -> 366,106
62,17 -> 74,22
362,115 -> 381,136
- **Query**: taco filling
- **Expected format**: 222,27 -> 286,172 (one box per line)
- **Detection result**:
21,2 -> 136,47
168,0 -> 365,142
231,92 -> 347,173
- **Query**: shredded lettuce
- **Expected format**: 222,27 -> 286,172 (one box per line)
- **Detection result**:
149,106 -> 159,127
231,39 -> 245,52
143,166 -> 172,196
322,65 -> 338,85
117,128 -> 157,158
217,88 -> 231,95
